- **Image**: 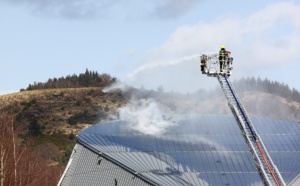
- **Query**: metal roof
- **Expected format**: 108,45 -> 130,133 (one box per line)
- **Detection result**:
59,115 -> 300,186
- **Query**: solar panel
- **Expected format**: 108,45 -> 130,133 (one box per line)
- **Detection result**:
63,115 -> 300,185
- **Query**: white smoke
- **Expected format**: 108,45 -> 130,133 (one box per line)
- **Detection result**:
102,80 -> 129,93
117,98 -> 178,135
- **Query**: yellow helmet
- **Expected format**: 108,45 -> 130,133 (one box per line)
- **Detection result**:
221,45 -> 225,49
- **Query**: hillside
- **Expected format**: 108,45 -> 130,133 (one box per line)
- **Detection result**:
1,85 -> 298,138
149,90 -> 300,122
238,91 -> 300,121
0,87 -> 128,134
0,87 -> 130,185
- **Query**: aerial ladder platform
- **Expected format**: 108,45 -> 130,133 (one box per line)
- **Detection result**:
200,51 -> 286,186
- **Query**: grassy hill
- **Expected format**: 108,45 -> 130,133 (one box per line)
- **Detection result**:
0,87 -> 128,133
0,87 -> 129,173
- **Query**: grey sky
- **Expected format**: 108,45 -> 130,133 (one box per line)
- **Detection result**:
1,0 -> 201,19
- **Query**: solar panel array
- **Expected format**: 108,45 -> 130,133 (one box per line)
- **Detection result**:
61,115 -> 300,186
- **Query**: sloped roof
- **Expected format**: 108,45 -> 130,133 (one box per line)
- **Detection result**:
59,115 -> 300,186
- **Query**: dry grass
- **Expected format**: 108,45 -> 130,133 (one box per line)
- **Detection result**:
0,87 -> 128,135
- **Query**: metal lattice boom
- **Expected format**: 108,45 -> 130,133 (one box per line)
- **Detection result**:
200,51 -> 286,186
217,74 -> 286,186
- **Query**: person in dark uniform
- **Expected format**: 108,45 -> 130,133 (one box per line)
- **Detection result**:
200,54 -> 207,73
219,45 -> 228,72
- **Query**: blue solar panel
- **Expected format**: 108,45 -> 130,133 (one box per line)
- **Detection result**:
77,115 -> 300,185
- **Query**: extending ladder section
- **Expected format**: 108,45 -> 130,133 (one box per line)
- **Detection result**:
217,74 -> 286,186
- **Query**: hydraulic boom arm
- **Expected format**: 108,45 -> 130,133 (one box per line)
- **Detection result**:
199,50 -> 286,186
217,74 -> 285,186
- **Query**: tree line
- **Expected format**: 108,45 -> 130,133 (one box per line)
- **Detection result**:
233,77 -> 300,102
20,70 -> 300,103
21,69 -> 117,91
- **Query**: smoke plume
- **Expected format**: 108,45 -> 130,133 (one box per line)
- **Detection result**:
103,80 -> 130,93
117,98 -> 178,135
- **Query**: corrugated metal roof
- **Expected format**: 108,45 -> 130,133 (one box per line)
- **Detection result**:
289,173 -> 300,186
60,143 -> 154,186
59,115 -> 300,186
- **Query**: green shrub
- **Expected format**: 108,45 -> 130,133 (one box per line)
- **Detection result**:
76,100 -> 82,106
68,132 -> 75,140
28,118 -> 43,137
84,97 -> 91,103
68,110 -> 99,125
61,145 -> 73,163
20,97 -> 37,109
87,89 -> 95,96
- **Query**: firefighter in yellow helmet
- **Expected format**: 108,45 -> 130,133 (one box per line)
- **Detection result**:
219,45 -> 228,72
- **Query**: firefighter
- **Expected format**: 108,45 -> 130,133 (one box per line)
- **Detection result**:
219,45 -> 228,72
228,51 -> 234,66
227,51 -> 232,66
200,54 -> 207,73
